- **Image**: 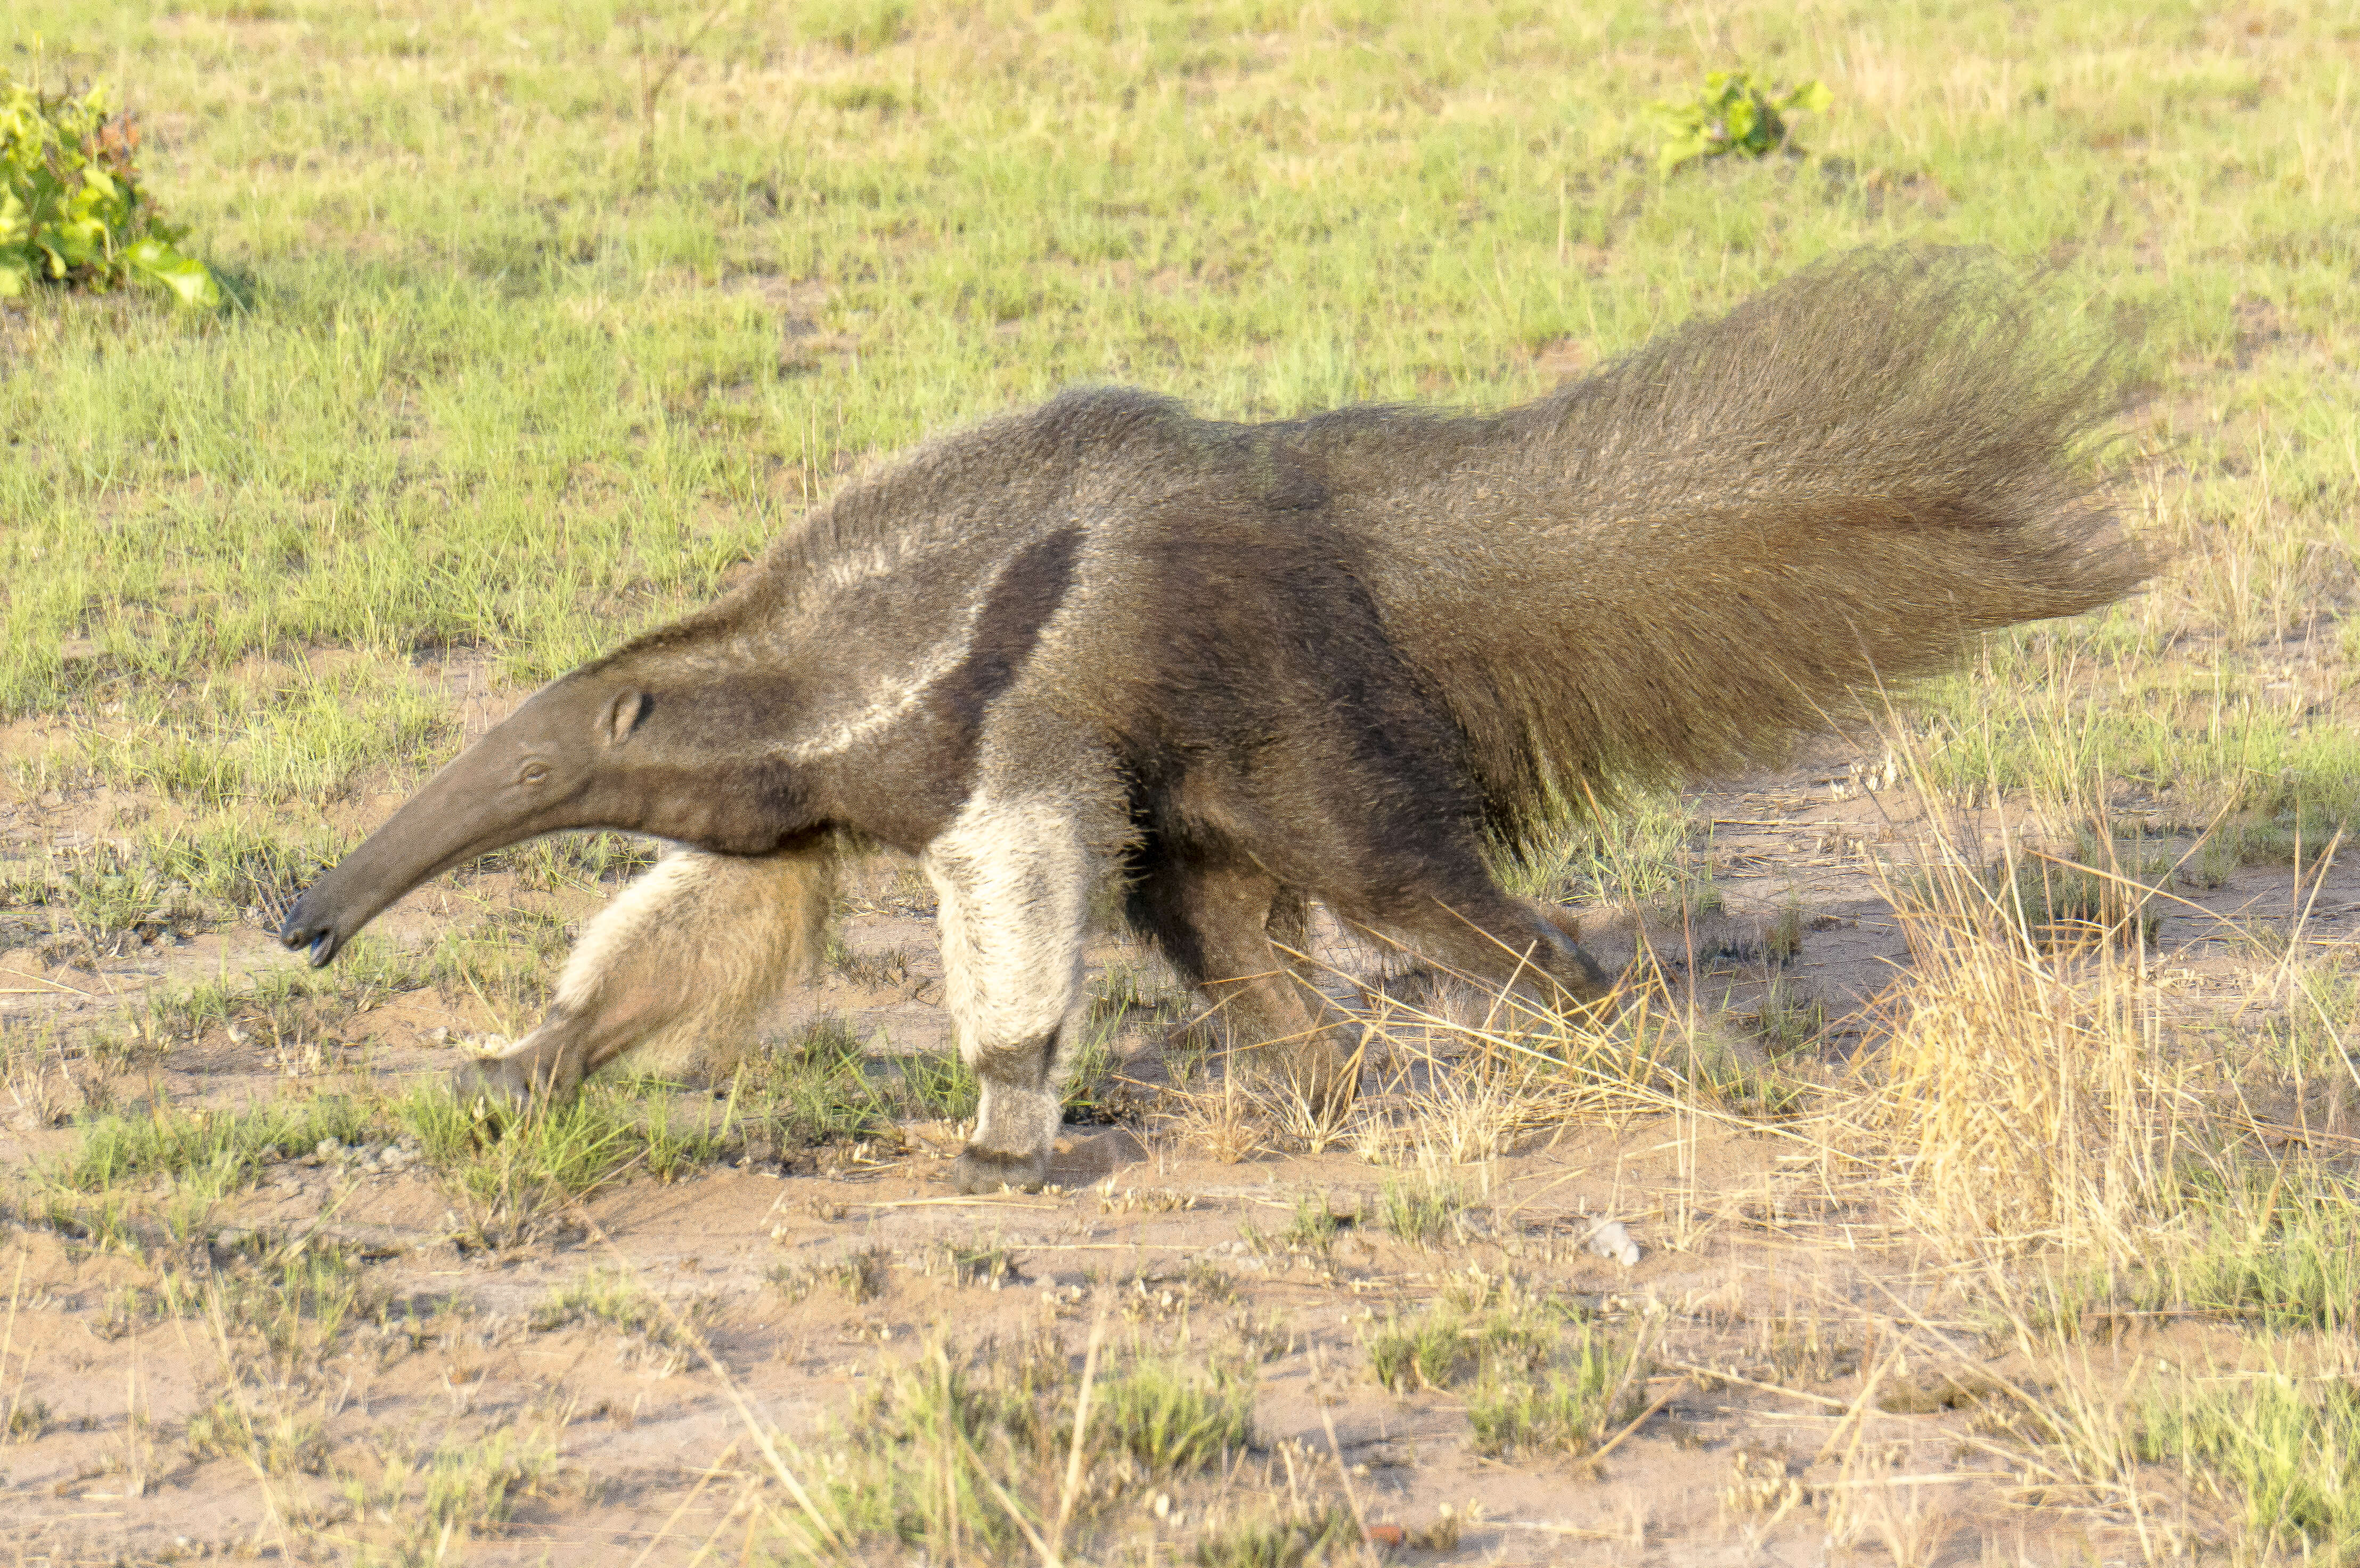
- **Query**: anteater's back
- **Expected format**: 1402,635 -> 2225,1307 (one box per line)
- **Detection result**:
1302,249 -> 2145,835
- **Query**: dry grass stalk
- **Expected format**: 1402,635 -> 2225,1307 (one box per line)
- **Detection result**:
1152,1071 -> 1268,1165
1841,838 -> 2206,1263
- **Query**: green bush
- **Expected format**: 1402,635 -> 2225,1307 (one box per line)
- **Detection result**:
1,76 -> 216,305
1649,70 -> 1831,173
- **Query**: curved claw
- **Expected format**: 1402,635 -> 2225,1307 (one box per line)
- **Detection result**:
951,1146 -> 1052,1195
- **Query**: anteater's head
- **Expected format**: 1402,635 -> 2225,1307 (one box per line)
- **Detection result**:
279,644 -> 812,967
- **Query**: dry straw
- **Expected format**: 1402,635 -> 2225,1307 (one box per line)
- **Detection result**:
1838,829 -> 2206,1262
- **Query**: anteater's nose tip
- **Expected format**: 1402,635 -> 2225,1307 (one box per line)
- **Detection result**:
277,904 -> 338,966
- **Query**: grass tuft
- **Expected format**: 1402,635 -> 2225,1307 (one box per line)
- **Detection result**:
805,1334 -> 1255,1562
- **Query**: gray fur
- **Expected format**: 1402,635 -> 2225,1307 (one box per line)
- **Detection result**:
282,248 -> 2145,1191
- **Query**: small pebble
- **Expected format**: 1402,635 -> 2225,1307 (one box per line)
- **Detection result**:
1588,1219 -> 1642,1267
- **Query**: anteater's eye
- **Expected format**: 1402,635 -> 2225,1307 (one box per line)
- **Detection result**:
519,762 -> 551,787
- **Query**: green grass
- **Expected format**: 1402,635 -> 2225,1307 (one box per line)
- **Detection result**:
1191,1504 -> 1361,1568
60,1093 -> 375,1197
529,1265 -> 705,1348
1376,1172 -> 1465,1248
895,1044 -> 980,1124
1910,643 -> 2360,841
1465,1332 -> 1647,1459
138,942 -> 426,1053
136,815 -> 349,916
1,0 -> 2349,844
45,1083 -> 736,1250
2019,1162 -> 2360,1339
1498,785 -> 1716,913
736,1017 -> 901,1153
391,1079 -> 728,1246
809,1334 -> 1256,1562
1367,1292 -> 1644,1457
2135,1369 -> 2360,1566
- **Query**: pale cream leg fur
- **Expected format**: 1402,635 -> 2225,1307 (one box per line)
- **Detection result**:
922,791 -> 1093,1194
458,845 -> 833,1101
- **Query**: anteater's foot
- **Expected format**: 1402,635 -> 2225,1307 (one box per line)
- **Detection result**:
952,1144 -> 1052,1195
450,1038 -> 585,1109
1267,1035 -> 1359,1130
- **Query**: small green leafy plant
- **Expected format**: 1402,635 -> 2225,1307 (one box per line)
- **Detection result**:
1649,70 -> 1831,173
2,75 -> 216,305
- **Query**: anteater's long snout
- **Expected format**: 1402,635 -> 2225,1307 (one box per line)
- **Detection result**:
277,737 -> 550,967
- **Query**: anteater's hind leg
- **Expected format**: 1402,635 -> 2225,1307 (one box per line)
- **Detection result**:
925,795 -> 1095,1195
1287,797 -> 1613,1022
1131,854 -> 1358,1120
453,845 -> 834,1105
1343,875 -> 1614,1016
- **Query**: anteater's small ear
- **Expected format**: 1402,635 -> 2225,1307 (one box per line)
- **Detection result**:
602,690 -> 650,746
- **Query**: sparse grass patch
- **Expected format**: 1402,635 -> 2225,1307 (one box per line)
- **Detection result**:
1681,1026 -> 1813,1120
1252,1191 -> 1358,1268
1376,1171 -> 1466,1249
806,1334 -> 1255,1561
773,1244 -> 894,1305
86,669 -> 452,809
1751,979 -> 1825,1058
6,1396 -> 48,1442
927,1232 -> 1022,1289
1914,656 -> 2360,847
421,1425 -> 562,1534
2261,959 -> 2360,1087
2134,1366 -> 2360,1565
136,816 -> 344,924
185,1244 -> 384,1376
1986,834 -> 2166,951
1498,787 -> 1712,913
2011,1162 -> 2360,1340
895,1044 -> 979,1125
476,832 -> 659,893
60,1094 -> 374,1200
738,1016 -> 898,1155
137,950 -> 424,1067
5,842 -> 207,951
1467,1327 -> 1652,1459
529,1266 -> 707,1354
332,1423 -> 563,1559
1095,1355 -> 1255,1475
1367,1311 -> 1471,1394
1368,1293 -> 1646,1458
393,1079 -> 706,1248
183,1392 -> 329,1475
1191,1501 -> 1360,1568
427,907 -> 572,1022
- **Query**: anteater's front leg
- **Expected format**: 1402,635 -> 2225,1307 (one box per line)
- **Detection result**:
925,796 -> 1093,1194
453,845 -> 833,1105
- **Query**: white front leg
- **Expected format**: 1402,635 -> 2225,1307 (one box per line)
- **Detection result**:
924,794 -> 1093,1193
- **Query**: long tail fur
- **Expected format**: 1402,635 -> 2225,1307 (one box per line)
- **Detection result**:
1326,248 -> 2146,836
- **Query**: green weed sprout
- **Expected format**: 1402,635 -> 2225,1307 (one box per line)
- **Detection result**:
1650,70 -> 1832,173
1,76 -> 217,306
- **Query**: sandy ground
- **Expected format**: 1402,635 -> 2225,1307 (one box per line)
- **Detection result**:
1,729 -> 2351,1565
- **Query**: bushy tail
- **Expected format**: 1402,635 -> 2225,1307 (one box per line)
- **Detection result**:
1364,248 -> 2149,835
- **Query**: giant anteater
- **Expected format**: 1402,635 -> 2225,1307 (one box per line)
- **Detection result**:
281,249 -> 2145,1193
